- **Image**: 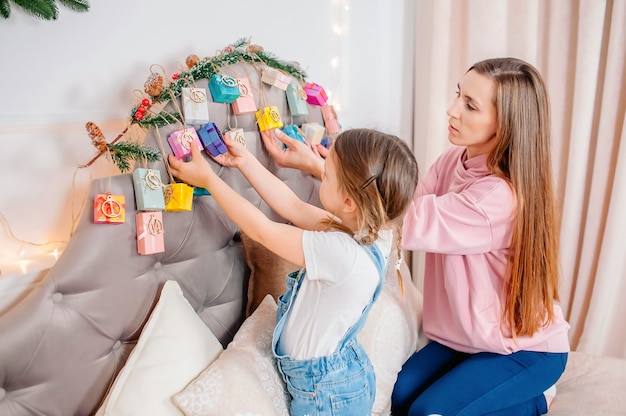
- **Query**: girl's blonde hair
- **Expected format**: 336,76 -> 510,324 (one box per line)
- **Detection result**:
470,57 -> 560,338
321,128 -> 419,290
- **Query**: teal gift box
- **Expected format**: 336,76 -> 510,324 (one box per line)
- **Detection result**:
208,74 -> 241,103
286,83 -> 309,116
132,168 -> 166,211
282,125 -> 306,149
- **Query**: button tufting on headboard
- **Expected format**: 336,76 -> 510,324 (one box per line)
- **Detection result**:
0,60 -> 325,416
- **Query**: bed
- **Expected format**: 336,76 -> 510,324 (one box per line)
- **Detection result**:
1,46 -> 625,416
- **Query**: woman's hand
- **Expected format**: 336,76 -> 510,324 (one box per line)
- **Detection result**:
260,129 -> 325,179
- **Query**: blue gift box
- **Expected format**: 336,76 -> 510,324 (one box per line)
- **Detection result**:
208,74 -> 241,104
198,122 -> 228,157
132,168 -> 165,211
286,84 -> 309,116
281,125 -> 306,149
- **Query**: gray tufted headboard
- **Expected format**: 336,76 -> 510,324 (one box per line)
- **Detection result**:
0,60 -> 324,415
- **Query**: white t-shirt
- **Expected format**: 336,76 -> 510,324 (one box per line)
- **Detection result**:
277,229 -> 392,360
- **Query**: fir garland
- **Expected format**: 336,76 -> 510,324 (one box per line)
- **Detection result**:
0,0 -> 90,20
136,37 -> 307,129
82,38 -> 307,171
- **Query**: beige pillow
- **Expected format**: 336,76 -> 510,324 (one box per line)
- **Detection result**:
240,231 -> 298,316
173,294 -> 290,416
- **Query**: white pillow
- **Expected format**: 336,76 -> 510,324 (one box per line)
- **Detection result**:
174,273 -> 421,416
173,294 -> 290,416
96,280 -> 224,416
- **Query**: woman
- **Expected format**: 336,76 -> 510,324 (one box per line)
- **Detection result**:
392,57 -> 570,415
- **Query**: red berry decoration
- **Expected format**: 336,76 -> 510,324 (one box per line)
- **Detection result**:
172,73 -> 179,80
137,105 -> 146,114
142,98 -> 150,107
135,111 -> 144,120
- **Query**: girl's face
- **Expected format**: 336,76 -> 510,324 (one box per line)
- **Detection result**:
319,148 -> 345,218
447,69 -> 498,158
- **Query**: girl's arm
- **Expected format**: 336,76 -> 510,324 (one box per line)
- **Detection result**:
212,133 -> 330,231
168,144 -> 306,266
260,129 -> 325,179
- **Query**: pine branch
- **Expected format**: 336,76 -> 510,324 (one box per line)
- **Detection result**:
0,0 -> 10,18
57,0 -> 89,12
12,0 -> 58,20
108,141 -> 161,173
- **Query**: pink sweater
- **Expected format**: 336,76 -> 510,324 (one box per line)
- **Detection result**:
403,146 -> 570,354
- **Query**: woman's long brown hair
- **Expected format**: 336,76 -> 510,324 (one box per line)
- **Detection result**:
470,58 -> 560,338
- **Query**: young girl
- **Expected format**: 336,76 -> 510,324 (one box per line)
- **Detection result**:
391,57 -> 570,415
168,127 -> 419,415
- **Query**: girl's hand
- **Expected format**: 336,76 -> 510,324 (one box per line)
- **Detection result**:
260,129 -> 325,179
168,144 -> 214,190
211,134 -> 248,169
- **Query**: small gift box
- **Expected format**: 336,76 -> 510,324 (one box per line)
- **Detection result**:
224,128 -> 246,147
182,87 -> 210,125
167,128 -> 203,160
255,106 -> 283,131
198,122 -> 227,157
94,193 -> 125,224
304,82 -> 328,106
136,211 -> 165,255
208,74 -> 241,104
231,77 -> 257,114
132,168 -> 166,211
302,122 -> 326,145
321,104 -> 340,135
261,68 -> 292,90
281,125 -> 306,149
164,183 -> 193,212
286,83 -> 309,116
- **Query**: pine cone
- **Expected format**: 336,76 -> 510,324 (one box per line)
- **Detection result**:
186,54 -> 200,68
248,44 -> 264,53
144,73 -> 163,97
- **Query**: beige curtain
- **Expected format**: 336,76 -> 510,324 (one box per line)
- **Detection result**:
407,0 -> 626,359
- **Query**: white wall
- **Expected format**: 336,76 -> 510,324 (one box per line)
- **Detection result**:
0,0 -> 410,270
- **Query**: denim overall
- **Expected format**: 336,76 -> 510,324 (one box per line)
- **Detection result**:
272,243 -> 387,416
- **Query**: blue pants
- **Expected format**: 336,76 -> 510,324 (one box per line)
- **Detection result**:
391,341 -> 568,416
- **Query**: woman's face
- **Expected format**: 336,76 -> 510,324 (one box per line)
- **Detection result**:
446,69 -> 498,158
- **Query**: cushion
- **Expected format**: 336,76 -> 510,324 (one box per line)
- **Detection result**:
240,231 -> 298,316
173,294 -> 290,415
96,280 -> 224,416
174,266 -> 421,416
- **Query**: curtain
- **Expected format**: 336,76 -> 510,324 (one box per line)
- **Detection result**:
408,0 -> 626,359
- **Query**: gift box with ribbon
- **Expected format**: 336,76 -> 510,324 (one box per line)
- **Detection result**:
224,128 -> 246,147
302,122 -> 326,145
132,168 -> 166,211
94,193 -> 125,224
198,122 -> 227,157
304,82 -> 328,106
167,128 -> 203,160
261,67 -> 292,91
321,104 -> 340,135
208,74 -> 241,103
164,183 -> 193,212
136,211 -> 165,255
281,125 -> 306,149
231,77 -> 257,114
286,83 -> 309,116
255,106 -> 283,131
182,87 -> 210,125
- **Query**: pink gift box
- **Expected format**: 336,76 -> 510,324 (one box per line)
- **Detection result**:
304,82 -> 328,106
321,104 -> 340,135
136,211 -> 165,255
167,128 -> 203,159
232,77 -> 257,114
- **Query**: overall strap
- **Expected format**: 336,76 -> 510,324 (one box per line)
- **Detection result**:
338,243 -> 388,344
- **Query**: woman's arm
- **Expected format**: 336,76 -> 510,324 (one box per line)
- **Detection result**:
168,144 -> 307,266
